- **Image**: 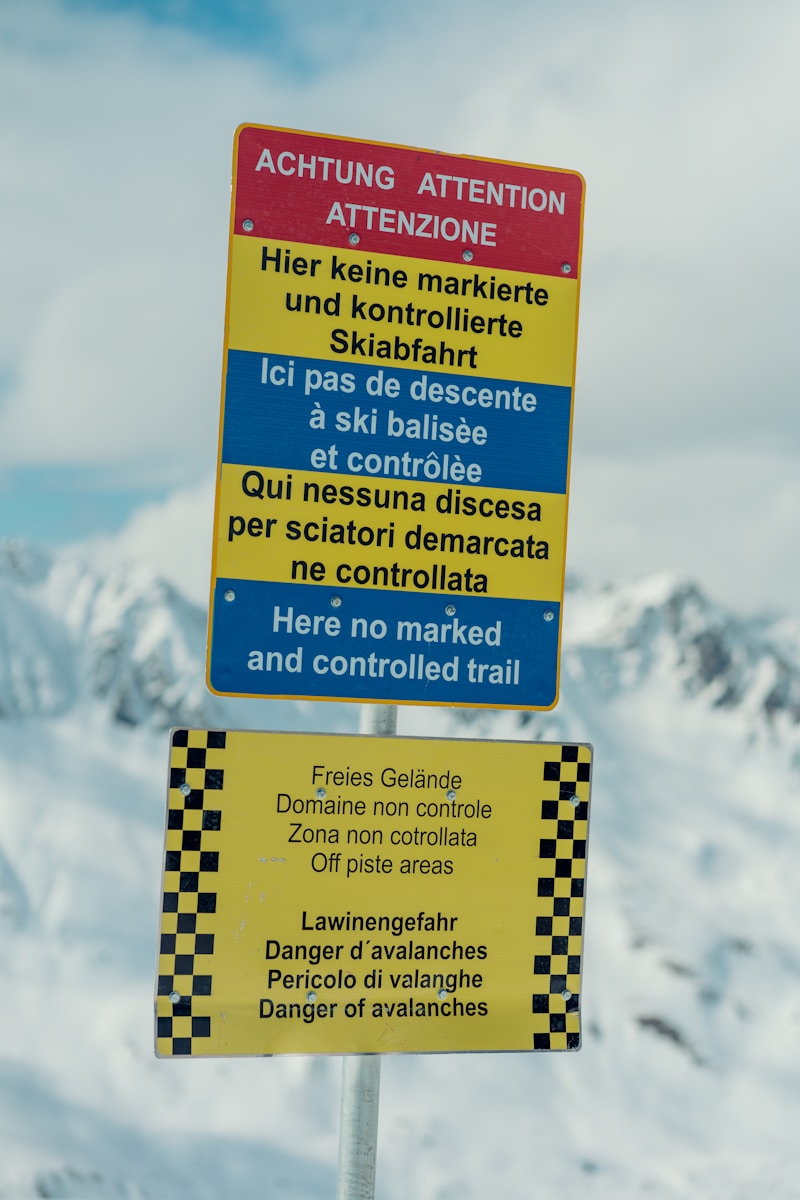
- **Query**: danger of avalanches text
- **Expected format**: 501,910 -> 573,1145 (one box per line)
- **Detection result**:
260,245 -> 552,371
260,909 -> 489,1024
228,475 -> 550,597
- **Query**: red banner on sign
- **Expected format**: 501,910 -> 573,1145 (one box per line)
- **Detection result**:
232,126 -> 583,278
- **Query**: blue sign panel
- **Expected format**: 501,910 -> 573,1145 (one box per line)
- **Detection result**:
210,579 -> 561,708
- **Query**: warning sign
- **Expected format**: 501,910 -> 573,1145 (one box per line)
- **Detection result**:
155,729 -> 593,1057
208,126 -> 585,709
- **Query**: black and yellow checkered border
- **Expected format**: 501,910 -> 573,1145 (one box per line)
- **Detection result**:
531,743 -> 591,1051
155,729 -> 226,1057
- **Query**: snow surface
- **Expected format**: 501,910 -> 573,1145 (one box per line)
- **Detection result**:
1,540 -> 799,1198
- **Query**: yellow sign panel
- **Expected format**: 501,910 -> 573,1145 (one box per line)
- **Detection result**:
227,237 -> 580,386
155,729 -> 593,1057
215,463 -> 567,601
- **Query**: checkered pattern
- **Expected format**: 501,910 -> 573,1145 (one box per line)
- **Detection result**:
531,743 -> 592,1051
155,729 -> 226,1057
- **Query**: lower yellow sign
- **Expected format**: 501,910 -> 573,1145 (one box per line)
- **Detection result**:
155,730 -> 592,1057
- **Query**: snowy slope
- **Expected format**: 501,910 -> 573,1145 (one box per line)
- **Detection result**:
0,538 -> 209,726
0,541 -> 799,1199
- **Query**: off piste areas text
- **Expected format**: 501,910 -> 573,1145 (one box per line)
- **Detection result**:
261,243 -> 550,370
272,759 -> 492,881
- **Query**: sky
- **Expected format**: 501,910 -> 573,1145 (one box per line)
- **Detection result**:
1,0 -> 799,614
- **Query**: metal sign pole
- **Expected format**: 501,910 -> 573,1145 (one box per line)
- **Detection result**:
335,703 -> 396,1200
335,1053 -> 382,1200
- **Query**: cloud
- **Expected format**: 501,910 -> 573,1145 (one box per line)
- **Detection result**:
0,253 -> 221,472
567,445 -> 800,614
84,475 -> 215,605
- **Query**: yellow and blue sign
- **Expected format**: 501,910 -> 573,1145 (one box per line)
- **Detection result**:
155,729 -> 593,1057
208,127 -> 585,708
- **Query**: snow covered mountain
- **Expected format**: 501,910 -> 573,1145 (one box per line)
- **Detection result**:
0,539 -> 211,728
562,571 -> 800,738
1,538 -> 799,1199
